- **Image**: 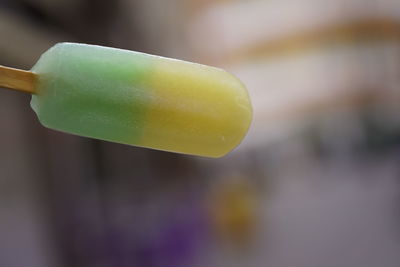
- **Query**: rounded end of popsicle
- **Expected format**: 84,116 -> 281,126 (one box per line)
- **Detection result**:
209,73 -> 253,158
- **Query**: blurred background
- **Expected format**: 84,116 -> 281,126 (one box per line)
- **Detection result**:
1,0 -> 400,266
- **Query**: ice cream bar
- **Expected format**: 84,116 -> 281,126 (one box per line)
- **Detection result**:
0,43 -> 252,157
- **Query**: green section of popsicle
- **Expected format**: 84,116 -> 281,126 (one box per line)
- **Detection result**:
31,43 -> 153,143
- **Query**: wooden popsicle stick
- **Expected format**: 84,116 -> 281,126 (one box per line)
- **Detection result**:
0,65 -> 36,94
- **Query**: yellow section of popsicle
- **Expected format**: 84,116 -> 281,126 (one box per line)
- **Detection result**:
138,58 -> 252,157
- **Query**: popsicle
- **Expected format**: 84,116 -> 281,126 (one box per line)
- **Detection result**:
0,43 -> 252,157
